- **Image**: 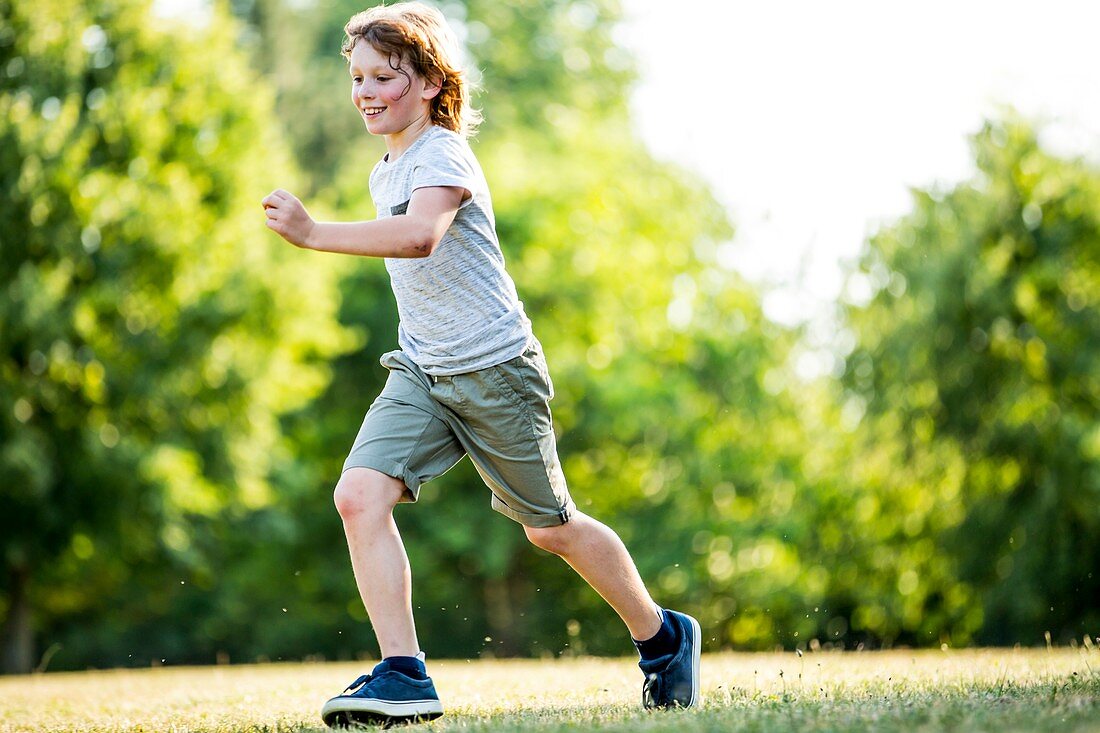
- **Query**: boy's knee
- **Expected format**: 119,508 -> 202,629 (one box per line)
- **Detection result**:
333,468 -> 405,521
524,522 -> 573,555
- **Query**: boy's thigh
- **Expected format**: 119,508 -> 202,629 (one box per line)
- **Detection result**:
343,352 -> 465,501
437,345 -> 575,528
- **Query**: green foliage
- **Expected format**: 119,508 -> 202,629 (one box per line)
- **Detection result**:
0,0 -> 350,671
4,0 -> 1097,673
233,0 -> 633,194
214,0 -> 822,663
839,116 -> 1100,644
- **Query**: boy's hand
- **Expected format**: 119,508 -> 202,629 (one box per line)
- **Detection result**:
262,189 -> 315,248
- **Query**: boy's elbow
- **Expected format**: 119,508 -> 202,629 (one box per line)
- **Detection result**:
407,227 -> 441,257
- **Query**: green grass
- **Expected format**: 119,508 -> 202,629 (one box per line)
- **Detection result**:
2,648 -> 1098,732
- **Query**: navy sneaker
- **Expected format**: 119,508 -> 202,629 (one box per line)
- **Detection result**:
638,609 -> 701,709
321,659 -> 443,727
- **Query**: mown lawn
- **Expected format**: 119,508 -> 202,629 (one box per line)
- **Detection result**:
1,648 -> 1097,732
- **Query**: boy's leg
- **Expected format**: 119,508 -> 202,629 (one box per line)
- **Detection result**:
524,511 -> 661,641
433,343 -> 699,707
333,467 -> 420,658
324,352 -> 467,726
526,511 -> 701,709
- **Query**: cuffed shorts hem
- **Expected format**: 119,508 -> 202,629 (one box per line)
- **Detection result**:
341,455 -> 421,502
491,495 -> 576,528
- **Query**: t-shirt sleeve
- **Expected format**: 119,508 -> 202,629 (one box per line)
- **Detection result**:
410,134 -> 478,198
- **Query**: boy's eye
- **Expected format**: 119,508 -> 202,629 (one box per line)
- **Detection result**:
376,76 -> 391,82
352,76 -> 363,83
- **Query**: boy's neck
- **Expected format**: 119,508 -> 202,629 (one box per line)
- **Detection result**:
384,116 -> 435,162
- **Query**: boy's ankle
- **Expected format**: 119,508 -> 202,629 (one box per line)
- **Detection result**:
380,654 -> 428,680
633,608 -> 680,661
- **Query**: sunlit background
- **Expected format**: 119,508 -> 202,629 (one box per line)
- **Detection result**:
2,0 -> 1098,675
623,0 -> 1100,320
619,0 -> 1100,389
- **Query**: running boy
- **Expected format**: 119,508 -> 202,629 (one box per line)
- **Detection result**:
261,2 -> 700,725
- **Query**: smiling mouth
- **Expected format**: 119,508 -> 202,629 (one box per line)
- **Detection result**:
362,107 -> 385,118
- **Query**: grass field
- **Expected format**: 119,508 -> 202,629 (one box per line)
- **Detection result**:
2,648 -> 1098,732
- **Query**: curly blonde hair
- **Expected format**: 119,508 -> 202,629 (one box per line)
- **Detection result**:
342,2 -> 481,137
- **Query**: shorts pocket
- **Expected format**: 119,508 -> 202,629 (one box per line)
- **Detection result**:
485,361 -> 527,409
522,344 -> 555,401
378,351 -> 427,401
486,360 -> 553,436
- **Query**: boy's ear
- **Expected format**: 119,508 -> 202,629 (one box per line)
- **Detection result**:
422,74 -> 444,100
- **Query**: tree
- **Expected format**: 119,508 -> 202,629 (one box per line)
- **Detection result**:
0,0 -> 350,673
840,115 -> 1100,644
225,0 -> 812,660
4,0 -> 821,669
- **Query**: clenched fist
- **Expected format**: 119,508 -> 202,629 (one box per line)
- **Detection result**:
262,189 -> 315,248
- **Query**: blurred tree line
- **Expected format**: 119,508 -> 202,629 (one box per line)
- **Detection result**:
1,0 -> 1096,673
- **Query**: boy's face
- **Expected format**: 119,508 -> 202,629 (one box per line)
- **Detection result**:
349,39 -> 439,137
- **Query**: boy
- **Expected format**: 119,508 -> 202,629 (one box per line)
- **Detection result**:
261,2 -> 700,725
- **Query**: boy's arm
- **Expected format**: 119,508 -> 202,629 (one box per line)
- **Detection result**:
262,186 -> 466,258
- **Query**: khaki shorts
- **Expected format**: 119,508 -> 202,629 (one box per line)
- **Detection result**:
342,340 -> 575,527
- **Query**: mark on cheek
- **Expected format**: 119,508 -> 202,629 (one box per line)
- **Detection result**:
396,74 -> 412,100
386,51 -> 413,100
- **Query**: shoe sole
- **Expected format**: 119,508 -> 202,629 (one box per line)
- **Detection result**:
321,696 -> 444,727
685,612 -> 702,708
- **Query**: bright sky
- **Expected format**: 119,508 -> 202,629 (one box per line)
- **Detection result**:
618,0 -> 1100,328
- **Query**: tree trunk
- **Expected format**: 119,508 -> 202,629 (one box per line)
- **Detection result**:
483,570 -> 531,657
483,577 -> 516,656
1,564 -> 34,675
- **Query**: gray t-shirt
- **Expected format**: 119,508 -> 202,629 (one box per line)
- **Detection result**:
369,126 -> 532,376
